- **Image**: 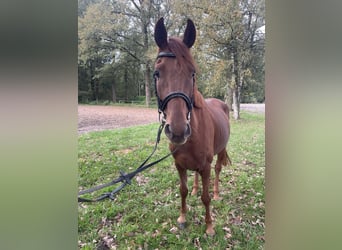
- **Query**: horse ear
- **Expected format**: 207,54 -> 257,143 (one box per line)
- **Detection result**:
154,17 -> 168,49
183,19 -> 196,48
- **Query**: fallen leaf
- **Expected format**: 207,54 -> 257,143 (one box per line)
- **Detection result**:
193,237 -> 202,249
230,215 -> 242,225
225,233 -> 232,239
169,227 -> 178,234
135,174 -> 149,186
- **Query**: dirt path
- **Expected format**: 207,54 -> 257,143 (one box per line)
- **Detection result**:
78,104 -> 264,134
240,103 -> 265,113
78,105 -> 159,134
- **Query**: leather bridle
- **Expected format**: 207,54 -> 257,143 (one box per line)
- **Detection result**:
153,51 -> 195,121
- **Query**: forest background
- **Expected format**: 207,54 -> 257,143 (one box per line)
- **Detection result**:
78,0 -> 265,119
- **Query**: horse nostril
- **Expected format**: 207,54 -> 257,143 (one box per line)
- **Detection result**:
165,123 -> 190,144
184,123 -> 191,138
165,124 -> 172,136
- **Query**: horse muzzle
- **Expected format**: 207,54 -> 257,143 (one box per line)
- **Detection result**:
164,122 -> 191,145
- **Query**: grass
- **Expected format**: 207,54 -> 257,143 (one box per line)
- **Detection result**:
78,111 -> 265,249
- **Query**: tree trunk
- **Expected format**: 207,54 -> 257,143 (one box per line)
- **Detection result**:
91,79 -> 99,103
145,60 -> 151,107
225,85 -> 233,111
89,61 -> 96,101
94,79 -> 99,103
140,3 -> 151,107
124,68 -> 128,101
232,86 -> 240,120
111,82 -> 116,103
232,50 -> 240,120
225,54 -> 233,111
89,60 -> 99,103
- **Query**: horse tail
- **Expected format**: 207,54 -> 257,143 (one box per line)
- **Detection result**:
222,102 -> 231,166
221,150 -> 232,166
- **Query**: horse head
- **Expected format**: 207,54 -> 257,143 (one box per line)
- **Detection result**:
154,17 -> 198,145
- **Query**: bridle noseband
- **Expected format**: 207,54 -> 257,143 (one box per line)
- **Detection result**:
154,51 -> 194,121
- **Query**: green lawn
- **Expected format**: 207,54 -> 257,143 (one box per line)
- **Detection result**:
78,111 -> 265,249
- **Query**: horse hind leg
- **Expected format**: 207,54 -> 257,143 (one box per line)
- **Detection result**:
213,149 -> 231,200
191,172 -> 199,196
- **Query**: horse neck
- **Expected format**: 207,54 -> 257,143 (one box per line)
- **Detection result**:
191,92 -> 209,130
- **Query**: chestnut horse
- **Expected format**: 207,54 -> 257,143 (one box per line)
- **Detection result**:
153,17 -> 231,236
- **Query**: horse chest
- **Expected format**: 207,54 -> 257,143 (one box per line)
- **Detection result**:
172,144 -> 214,171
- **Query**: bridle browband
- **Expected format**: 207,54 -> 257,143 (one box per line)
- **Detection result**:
156,51 -> 176,58
154,51 -> 194,121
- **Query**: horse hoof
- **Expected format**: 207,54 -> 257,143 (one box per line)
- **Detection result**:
206,229 -> 215,236
191,188 -> 198,196
178,222 -> 187,230
205,226 -> 215,236
213,196 -> 222,201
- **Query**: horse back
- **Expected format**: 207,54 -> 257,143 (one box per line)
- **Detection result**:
205,98 -> 230,154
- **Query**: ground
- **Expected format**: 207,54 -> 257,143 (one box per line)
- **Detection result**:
78,105 -> 159,134
78,103 -> 264,134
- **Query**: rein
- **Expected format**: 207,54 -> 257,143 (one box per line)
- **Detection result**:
78,121 -> 176,202
78,51 -> 193,203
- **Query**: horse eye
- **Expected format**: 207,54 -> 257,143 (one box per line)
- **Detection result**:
153,70 -> 160,79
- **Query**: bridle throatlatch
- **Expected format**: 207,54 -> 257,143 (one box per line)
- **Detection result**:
153,51 -> 194,122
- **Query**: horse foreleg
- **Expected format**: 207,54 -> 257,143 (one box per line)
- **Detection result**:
191,172 -> 199,196
200,167 -> 215,236
176,165 -> 188,229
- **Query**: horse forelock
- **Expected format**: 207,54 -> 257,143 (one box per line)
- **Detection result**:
166,37 -> 197,74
